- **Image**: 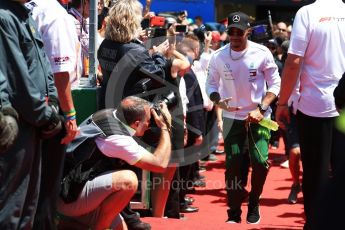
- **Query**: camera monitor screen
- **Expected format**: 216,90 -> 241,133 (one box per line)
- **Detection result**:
175,25 -> 187,33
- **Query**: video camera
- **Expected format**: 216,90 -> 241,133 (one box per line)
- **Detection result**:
141,13 -> 188,39
141,16 -> 167,39
193,24 -> 207,42
249,11 -> 274,44
250,21 -> 272,43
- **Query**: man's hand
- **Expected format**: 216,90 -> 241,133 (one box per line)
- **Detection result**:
40,107 -> 63,139
0,107 -> 18,153
151,102 -> 172,129
152,39 -> 169,55
217,97 -> 242,112
275,105 -> 290,130
139,29 -> 149,42
246,108 -> 264,124
61,119 -> 79,145
167,23 -> 178,36
204,31 -> 212,53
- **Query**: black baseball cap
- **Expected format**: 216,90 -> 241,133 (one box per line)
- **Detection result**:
227,12 -> 251,31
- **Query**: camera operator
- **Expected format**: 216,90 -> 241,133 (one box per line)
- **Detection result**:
97,0 -> 179,228
98,0 -> 169,108
0,1 -> 63,228
58,96 -> 172,230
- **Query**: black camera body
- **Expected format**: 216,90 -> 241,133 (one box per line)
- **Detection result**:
132,77 -> 177,144
152,91 -> 178,116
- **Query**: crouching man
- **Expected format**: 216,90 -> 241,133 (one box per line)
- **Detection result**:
57,96 -> 172,230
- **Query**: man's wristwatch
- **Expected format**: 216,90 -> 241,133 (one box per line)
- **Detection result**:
210,92 -> 221,105
257,103 -> 269,114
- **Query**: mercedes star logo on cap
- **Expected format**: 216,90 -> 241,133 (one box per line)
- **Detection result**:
233,15 -> 240,22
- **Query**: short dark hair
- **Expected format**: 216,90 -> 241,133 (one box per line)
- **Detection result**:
115,96 -> 151,125
194,16 -> 203,21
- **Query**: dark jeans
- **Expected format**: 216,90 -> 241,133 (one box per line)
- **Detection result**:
223,119 -> 269,211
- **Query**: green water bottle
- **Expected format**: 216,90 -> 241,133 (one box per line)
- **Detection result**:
335,110 -> 345,134
259,118 -> 279,131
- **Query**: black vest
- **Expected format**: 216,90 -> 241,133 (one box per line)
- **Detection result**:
60,109 -> 132,203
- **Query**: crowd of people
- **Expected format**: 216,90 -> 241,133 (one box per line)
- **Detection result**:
0,0 -> 345,229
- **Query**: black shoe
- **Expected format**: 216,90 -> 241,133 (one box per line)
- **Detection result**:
288,183 -> 301,204
194,174 -> 206,180
184,196 -> 195,205
127,221 -> 151,230
193,179 -> 206,187
164,213 -> 186,220
207,153 -> 218,162
226,208 -> 241,223
180,205 -> 199,213
198,165 -> 207,172
246,204 -> 260,224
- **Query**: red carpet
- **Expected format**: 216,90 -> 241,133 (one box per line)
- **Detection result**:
142,139 -> 305,229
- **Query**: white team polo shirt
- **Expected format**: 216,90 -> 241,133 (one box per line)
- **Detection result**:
289,0 -> 345,117
206,41 -> 281,120
26,0 -> 81,88
94,113 -> 148,165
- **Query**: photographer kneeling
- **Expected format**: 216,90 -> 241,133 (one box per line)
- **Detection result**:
57,96 -> 172,230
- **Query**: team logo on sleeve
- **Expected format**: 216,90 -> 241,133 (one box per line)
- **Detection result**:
54,56 -> 70,66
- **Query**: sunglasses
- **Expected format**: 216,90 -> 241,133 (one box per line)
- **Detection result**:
227,29 -> 245,37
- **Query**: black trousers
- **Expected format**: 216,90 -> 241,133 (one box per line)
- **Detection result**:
33,129 -> 66,230
296,111 -> 335,229
297,111 -> 345,229
164,169 -> 181,218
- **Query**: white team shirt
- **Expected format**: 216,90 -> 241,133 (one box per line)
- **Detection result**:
95,135 -> 148,165
289,0 -> 345,117
26,0 -> 81,88
206,41 -> 281,120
